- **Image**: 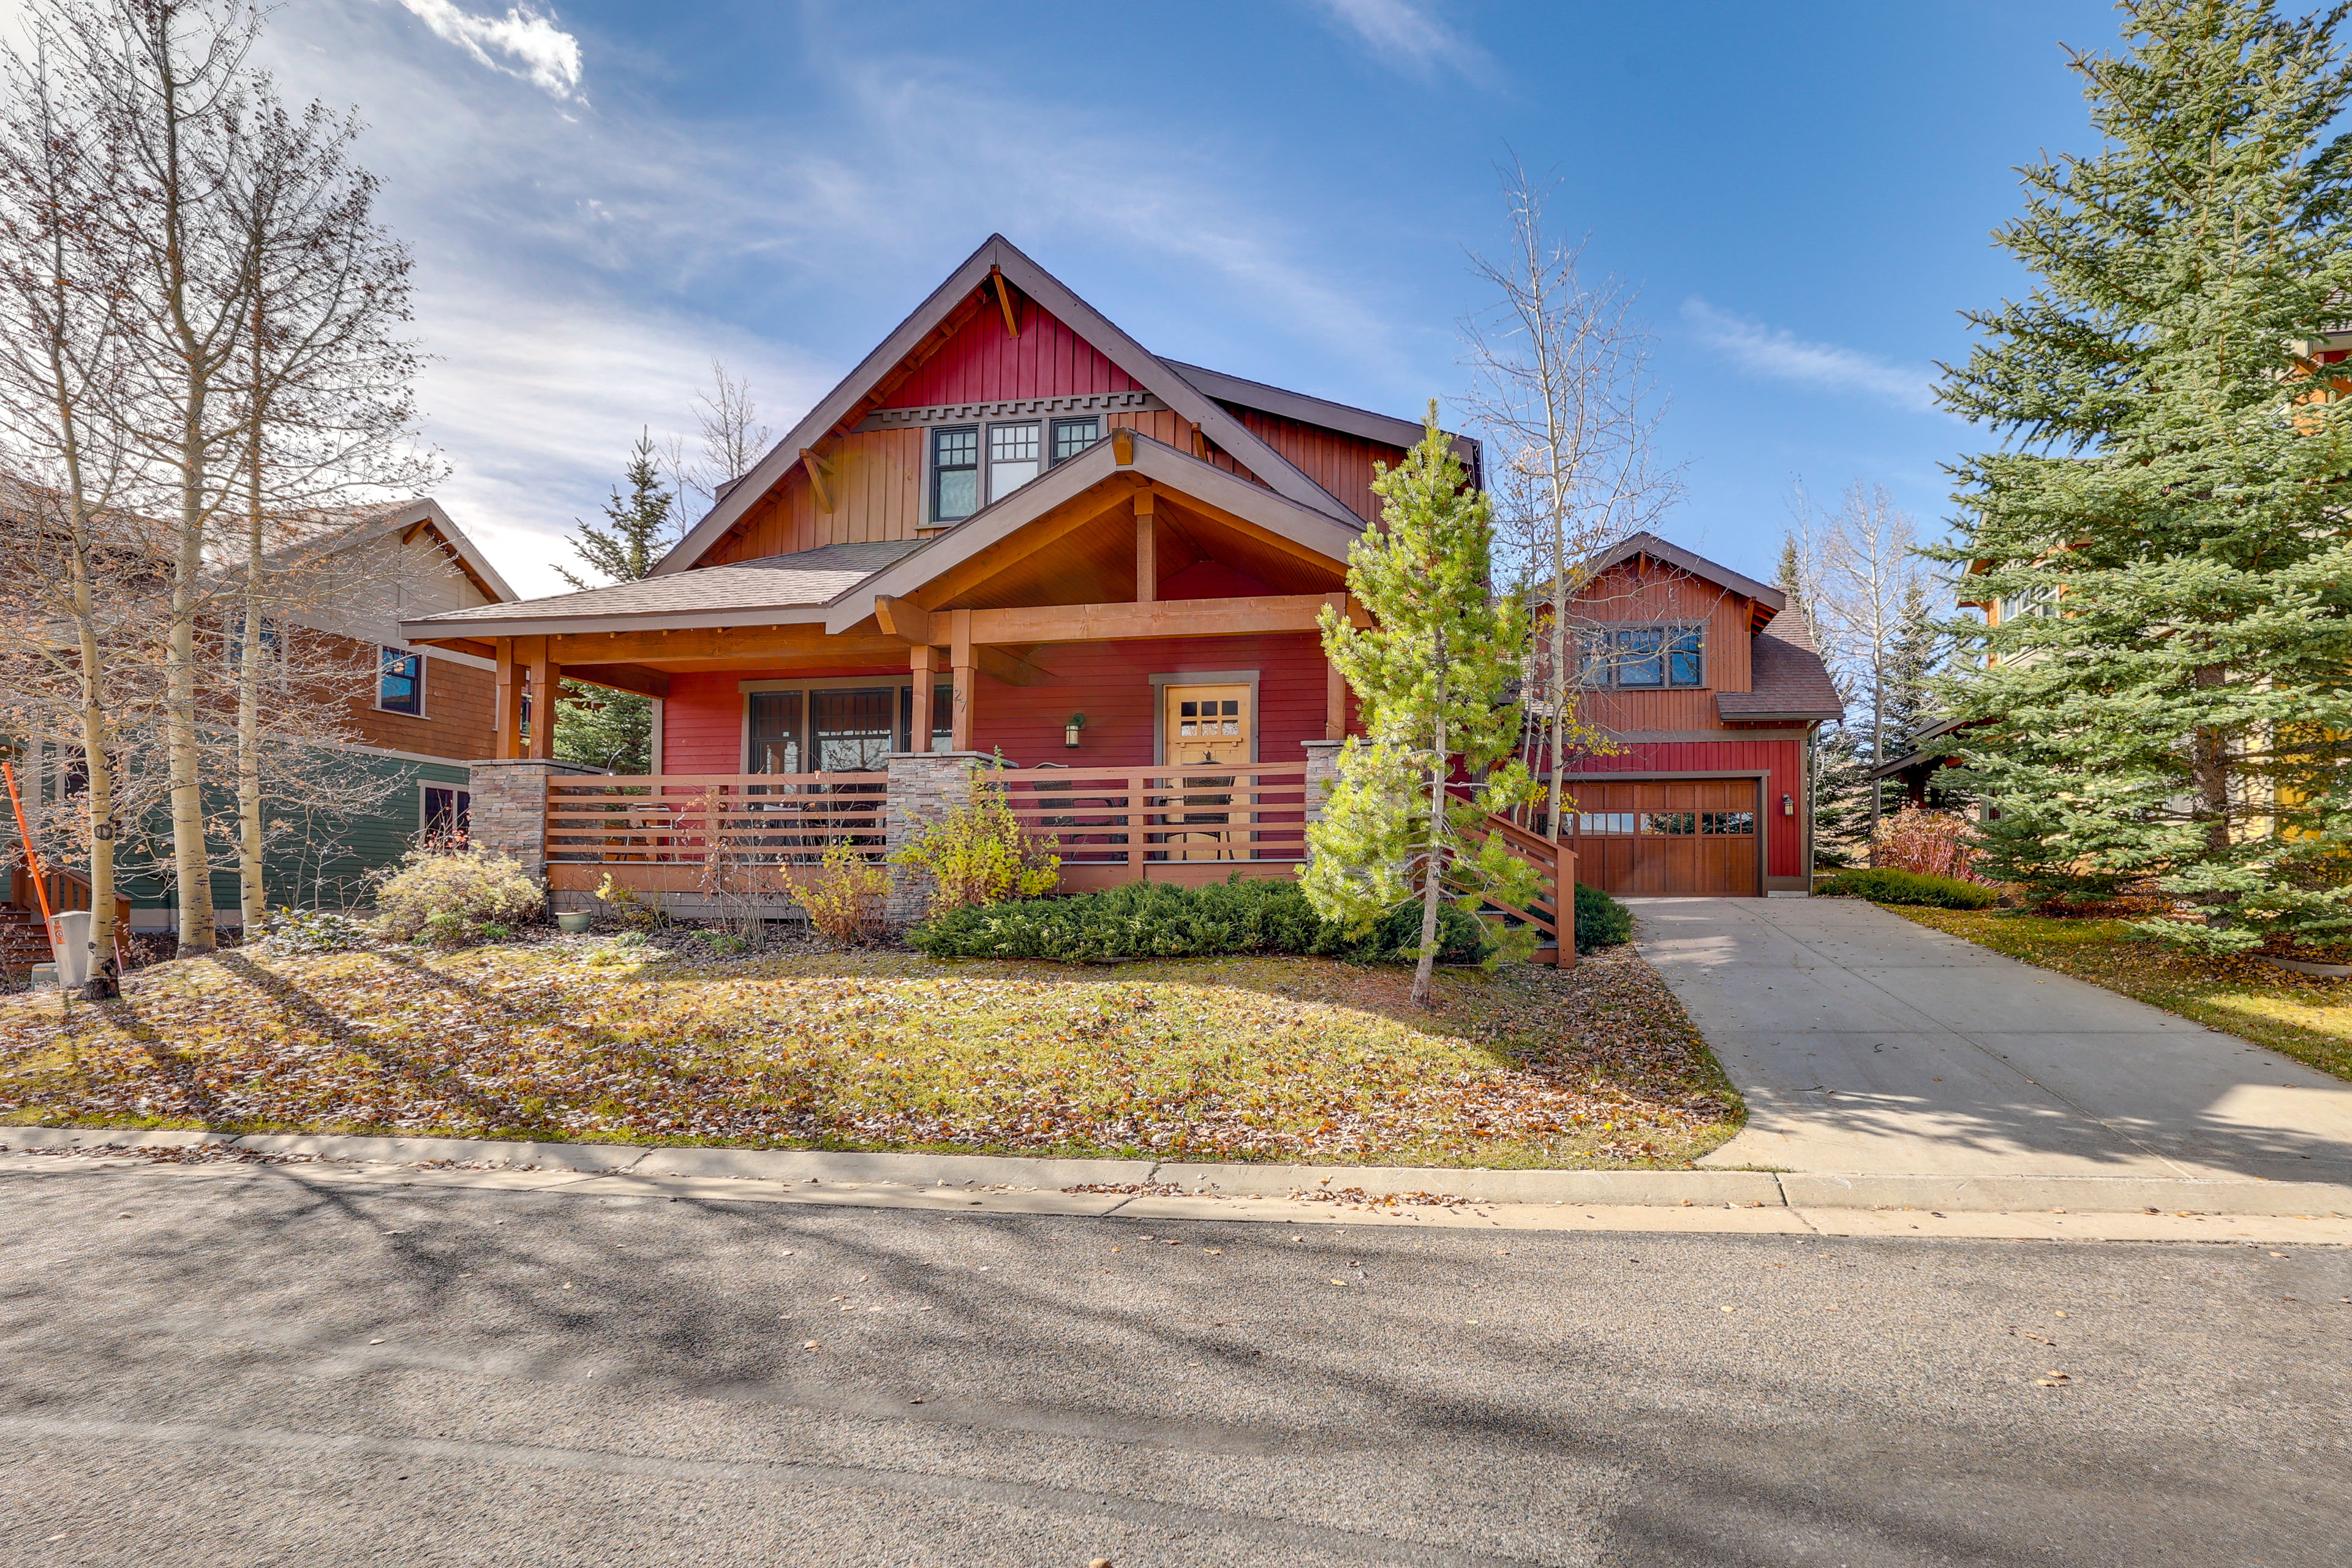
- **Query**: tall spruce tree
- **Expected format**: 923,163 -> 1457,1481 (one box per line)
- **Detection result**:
553,431 -> 676,772
1937,0 -> 2352,948
1303,408 -> 1539,1006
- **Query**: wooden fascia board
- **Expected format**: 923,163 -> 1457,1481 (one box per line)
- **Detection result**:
541,627 -> 911,665
398,603 -> 834,643
926,593 -> 1336,646
1580,531 -> 1786,616
1165,359 -> 1479,480
403,499 -> 518,603
824,430 -> 1357,635
410,635 -> 499,660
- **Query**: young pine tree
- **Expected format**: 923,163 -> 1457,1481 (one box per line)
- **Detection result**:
1937,0 -> 2352,946
1302,408 -> 1539,1006
553,431 -> 676,772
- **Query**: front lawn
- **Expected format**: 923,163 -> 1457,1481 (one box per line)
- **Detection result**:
0,940 -> 1741,1168
1887,907 -> 2352,1084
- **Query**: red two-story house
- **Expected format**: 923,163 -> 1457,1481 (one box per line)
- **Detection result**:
399,236 -> 1831,928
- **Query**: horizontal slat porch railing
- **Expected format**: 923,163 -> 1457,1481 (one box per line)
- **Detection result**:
992,763 -> 1308,878
1452,796 -> 1576,966
546,773 -> 889,870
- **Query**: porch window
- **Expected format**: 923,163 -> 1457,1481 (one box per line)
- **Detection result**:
988,421 -> 1040,502
810,687 -> 897,771
748,691 -> 804,773
932,426 -> 979,522
1583,625 -> 1703,689
1051,417 -> 1100,464
378,646 -> 424,715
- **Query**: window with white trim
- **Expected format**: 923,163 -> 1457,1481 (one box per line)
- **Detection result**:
378,646 -> 424,715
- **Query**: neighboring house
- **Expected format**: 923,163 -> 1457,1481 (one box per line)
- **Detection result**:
9,497 -> 514,933
398,236 -> 1825,922
1550,533 -> 1842,897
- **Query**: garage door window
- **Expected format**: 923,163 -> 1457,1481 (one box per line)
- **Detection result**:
1577,812 -> 1637,834
1642,810 -> 1697,835
1702,810 -> 1755,835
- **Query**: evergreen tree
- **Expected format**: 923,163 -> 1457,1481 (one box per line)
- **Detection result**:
1303,407 -> 1539,1006
1936,0 -> 2352,944
552,431 -> 676,774
1778,532 -> 1870,867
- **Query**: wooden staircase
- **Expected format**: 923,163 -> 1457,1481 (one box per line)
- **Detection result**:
4,859 -> 132,979
1468,812 -> 1577,966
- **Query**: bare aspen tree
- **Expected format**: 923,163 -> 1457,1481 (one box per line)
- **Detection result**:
673,359 -> 771,519
222,86 -> 435,929
0,21 -> 144,996
1460,162 -> 1683,840
61,0 -> 262,956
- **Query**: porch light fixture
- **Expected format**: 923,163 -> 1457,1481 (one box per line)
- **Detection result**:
1782,793 -> 1795,816
1065,712 -> 1088,749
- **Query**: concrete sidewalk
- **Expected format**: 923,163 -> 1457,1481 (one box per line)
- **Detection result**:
1634,896 -> 2352,1185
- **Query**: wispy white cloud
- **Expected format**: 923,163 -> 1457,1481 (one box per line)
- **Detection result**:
1681,298 -> 1939,413
384,0 -> 583,102
1304,0 -> 1495,83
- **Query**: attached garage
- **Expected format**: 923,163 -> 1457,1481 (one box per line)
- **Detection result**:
1567,777 -> 1763,897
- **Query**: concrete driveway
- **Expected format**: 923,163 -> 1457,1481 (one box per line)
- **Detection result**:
1632,897 -> 2352,1185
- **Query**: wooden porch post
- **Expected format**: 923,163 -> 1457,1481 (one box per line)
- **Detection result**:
1324,592 -> 1348,741
1134,491 -> 1157,603
525,636 -> 557,761
909,644 -> 937,754
949,609 -> 975,752
494,637 -> 521,760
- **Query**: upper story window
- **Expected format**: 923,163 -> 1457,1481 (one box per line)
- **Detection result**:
1583,625 -> 1704,689
1051,417 -> 1101,464
1997,583 -> 2059,625
378,646 -> 424,715
932,426 -> 980,522
987,421 -> 1040,502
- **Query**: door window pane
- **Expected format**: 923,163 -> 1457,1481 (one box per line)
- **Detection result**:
987,421 -> 1040,501
748,692 -> 804,774
810,687 -> 896,772
1051,417 -> 1100,463
932,426 -> 979,521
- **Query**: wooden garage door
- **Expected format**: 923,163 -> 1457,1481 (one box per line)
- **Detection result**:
1567,780 -> 1762,897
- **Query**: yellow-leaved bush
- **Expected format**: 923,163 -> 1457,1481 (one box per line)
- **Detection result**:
788,840 -> 892,946
372,846 -> 545,948
890,774 -> 1060,916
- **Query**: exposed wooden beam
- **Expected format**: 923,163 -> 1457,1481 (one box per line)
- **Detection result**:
494,636 -> 521,760
1324,592 -> 1349,741
399,519 -> 431,545
919,593 -> 1339,647
541,626 -> 907,666
524,635 -> 556,761
911,484 -> 1141,609
413,635 -> 498,660
973,644 -> 1045,687
1134,491 -> 1157,603
559,662 -> 671,700
873,594 -> 927,640
989,265 -> 1020,337
799,448 -> 834,513
1111,426 -> 1134,466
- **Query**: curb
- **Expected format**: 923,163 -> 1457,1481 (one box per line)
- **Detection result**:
3,1125 -> 2345,1218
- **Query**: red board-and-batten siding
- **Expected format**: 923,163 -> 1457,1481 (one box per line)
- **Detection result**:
701,295 -> 1328,567
657,633 -> 1329,775
1569,739 -> 1809,881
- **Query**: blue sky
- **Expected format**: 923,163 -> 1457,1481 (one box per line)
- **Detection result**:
254,0 -> 2131,597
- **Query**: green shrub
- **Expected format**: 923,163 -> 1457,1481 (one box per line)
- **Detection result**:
1574,883 -> 1634,953
891,773 -> 1060,914
1816,867 -> 2001,910
251,908 -> 374,956
373,847 -> 545,948
905,874 -> 1494,965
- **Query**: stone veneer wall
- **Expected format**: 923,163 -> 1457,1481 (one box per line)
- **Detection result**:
1300,739 -> 1343,858
466,759 -> 606,885
884,750 -> 997,924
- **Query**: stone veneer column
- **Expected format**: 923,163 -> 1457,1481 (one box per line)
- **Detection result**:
466,758 -> 606,885
1300,739 -> 1345,860
884,750 -> 1000,925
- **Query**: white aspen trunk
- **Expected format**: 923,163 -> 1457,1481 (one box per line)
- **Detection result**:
237,298 -> 265,930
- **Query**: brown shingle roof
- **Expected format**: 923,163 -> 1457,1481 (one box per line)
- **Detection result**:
405,541 -> 920,635
1717,610 -> 1844,723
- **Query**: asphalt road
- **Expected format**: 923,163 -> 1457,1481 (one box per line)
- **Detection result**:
0,1162 -> 2346,1567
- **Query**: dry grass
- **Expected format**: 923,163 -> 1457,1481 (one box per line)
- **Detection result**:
0,939 -> 1741,1169
1889,907 -> 2352,1084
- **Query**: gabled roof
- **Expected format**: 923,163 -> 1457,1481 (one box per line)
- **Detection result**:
403,540 -> 918,640
1717,609 -> 1843,725
820,428 -> 1360,634
274,497 -> 516,606
1580,530 -> 1787,619
655,235 -> 1369,576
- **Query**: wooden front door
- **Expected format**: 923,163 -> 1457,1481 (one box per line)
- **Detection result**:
1567,779 -> 1762,897
1161,684 -> 1251,861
